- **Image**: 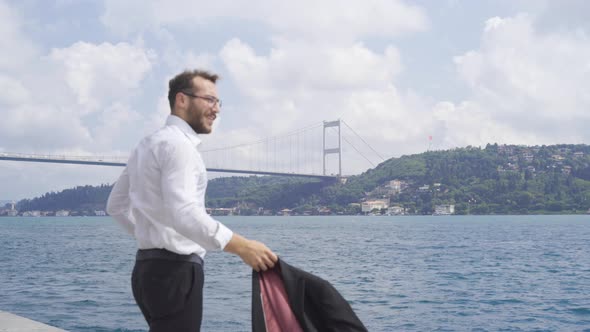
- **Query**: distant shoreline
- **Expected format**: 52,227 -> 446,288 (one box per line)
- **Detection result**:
1,213 -> 588,218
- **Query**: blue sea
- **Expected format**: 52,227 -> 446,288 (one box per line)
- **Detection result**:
1,215 -> 590,331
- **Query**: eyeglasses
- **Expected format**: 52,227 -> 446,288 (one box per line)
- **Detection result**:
181,90 -> 222,108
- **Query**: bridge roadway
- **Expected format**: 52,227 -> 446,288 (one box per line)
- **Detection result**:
0,154 -> 339,180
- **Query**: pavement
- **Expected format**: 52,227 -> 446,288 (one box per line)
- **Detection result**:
0,311 -> 66,332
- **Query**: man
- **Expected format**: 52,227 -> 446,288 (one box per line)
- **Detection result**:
107,69 -> 277,332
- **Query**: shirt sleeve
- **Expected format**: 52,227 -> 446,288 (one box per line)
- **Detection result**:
106,166 -> 136,235
159,142 -> 234,251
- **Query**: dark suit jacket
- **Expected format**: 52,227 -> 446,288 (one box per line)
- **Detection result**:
252,259 -> 367,332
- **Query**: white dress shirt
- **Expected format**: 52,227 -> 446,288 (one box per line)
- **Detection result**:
106,115 -> 233,258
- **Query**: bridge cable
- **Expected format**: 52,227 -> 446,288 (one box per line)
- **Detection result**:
328,127 -> 376,168
201,122 -> 323,153
341,120 -> 386,162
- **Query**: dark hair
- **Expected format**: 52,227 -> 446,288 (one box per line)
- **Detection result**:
167,69 -> 219,109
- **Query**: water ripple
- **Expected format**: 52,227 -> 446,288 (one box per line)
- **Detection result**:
1,215 -> 590,331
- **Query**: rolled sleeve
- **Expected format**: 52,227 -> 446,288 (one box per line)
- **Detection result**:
213,221 -> 234,250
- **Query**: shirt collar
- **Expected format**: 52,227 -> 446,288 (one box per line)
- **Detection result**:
166,115 -> 202,147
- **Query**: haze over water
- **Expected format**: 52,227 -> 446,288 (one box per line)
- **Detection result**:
1,215 -> 589,331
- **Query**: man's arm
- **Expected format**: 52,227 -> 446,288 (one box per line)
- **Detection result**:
160,142 -> 277,271
106,167 -> 136,235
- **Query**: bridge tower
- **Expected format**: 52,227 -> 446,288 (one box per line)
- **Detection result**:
323,120 -> 342,177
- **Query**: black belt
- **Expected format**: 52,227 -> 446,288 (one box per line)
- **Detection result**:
136,248 -> 203,265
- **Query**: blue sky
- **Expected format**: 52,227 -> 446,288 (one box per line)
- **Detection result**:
1,0 -> 589,200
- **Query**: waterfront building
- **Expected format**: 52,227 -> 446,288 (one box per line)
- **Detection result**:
434,204 -> 455,215
279,208 -> 292,216
361,199 -> 389,214
387,205 -> 404,215
211,208 -> 234,216
56,210 -> 70,217
22,210 -> 41,217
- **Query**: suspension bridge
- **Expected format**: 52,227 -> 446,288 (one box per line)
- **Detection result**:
0,120 -> 385,179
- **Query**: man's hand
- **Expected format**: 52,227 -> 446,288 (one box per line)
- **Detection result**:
224,233 -> 278,271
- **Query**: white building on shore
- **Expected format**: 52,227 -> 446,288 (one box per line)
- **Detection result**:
387,205 -> 404,215
434,204 -> 455,215
55,210 -> 70,217
361,199 -> 389,214
22,210 -> 41,217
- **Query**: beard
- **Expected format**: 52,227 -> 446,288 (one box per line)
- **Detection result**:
192,119 -> 211,134
188,103 -> 213,134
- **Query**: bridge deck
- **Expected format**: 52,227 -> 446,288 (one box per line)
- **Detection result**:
0,155 -> 339,179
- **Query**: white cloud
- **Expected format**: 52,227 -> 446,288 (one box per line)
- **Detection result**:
144,95 -> 171,136
101,0 -> 428,41
0,1 -> 158,156
0,2 -> 87,153
147,25 -> 217,71
0,1 -> 37,71
430,101 -> 538,148
220,38 -> 404,128
100,0 -> 155,37
92,102 -> 142,149
49,41 -> 156,113
0,41 -> 157,153
254,0 -> 428,41
0,75 -> 29,105
0,104 -> 92,151
450,14 -> 590,144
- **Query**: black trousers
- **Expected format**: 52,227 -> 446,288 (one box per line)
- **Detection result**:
131,252 -> 204,332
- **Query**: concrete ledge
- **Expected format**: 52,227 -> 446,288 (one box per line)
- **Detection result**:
0,311 -> 66,332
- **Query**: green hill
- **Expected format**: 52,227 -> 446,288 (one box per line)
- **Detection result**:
340,144 -> 590,214
14,144 -> 590,215
16,184 -> 113,215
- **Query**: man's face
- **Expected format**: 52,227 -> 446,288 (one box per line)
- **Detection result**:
184,77 -> 220,134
